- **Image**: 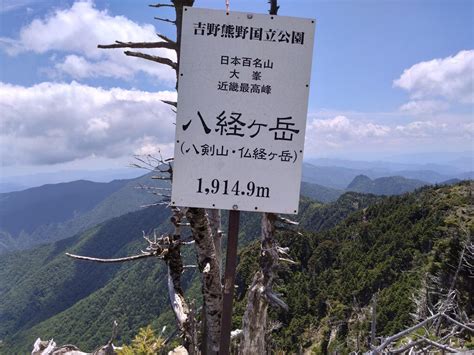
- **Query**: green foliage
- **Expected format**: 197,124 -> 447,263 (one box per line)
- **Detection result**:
234,181 -> 472,353
118,326 -> 164,355
0,204 -> 171,353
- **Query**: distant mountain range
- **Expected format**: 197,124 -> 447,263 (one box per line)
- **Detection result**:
1,156 -> 472,194
308,153 -> 473,174
0,168 -> 144,193
2,162 -> 469,255
0,174 -> 168,254
301,162 -> 473,189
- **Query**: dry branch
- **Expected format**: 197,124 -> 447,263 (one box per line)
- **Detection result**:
374,312 -> 442,352
149,3 -> 175,8
154,16 -> 176,24
162,99 -> 178,108
442,313 -> 474,332
157,33 -> 175,43
65,252 -> 156,263
98,40 -> 176,50
124,50 -> 177,70
418,336 -> 459,352
276,216 -> 298,225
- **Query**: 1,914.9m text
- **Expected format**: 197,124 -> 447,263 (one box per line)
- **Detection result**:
196,178 -> 270,198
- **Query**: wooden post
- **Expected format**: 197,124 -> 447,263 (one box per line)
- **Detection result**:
219,209 -> 240,355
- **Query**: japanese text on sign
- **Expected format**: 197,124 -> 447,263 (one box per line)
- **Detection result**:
172,7 -> 315,214
193,22 -> 306,45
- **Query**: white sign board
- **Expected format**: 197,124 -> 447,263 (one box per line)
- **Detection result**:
171,7 -> 315,214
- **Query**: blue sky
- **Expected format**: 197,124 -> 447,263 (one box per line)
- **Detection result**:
0,0 -> 472,176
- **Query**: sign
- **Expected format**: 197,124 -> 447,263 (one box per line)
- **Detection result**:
171,7 -> 315,214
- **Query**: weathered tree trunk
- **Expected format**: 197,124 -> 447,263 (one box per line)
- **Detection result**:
207,208 -> 223,279
241,270 -> 269,354
241,212 -> 288,354
186,208 -> 223,353
167,207 -> 196,353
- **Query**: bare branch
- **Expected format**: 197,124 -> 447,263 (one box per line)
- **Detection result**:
162,99 -> 177,108
141,202 -> 170,208
278,257 -> 298,265
149,3 -> 174,8
442,313 -> 474,332
389,338 -> 427,353
98,40 -> 176,50
374,312 -> 442,352
157,33 -> 175,43
418,336 -> 460,352
124,51 -> 177,70
265,290 -> 288,311
65,252 -> 156,263
136,185 -> 171,192
154,16 -> 176,25
151,175 -> 171,180
276,216 -> 299,225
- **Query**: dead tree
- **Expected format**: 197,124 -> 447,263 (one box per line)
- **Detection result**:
32,321 -> 121,355
371,236 -> 474,354
370,312 -> 473,354
241,213 -> 298,354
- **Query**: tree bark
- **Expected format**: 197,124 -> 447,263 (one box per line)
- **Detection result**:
241,213 -> 287,354
186,208 -> 222,354
241,270 -> 268,354
207,209 -> 223,280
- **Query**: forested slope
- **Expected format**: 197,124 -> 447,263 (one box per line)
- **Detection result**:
235,181 -> 473,352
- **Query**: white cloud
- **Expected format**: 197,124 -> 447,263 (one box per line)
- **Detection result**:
134,140 -> 175,158
0,81 -> 177,166
464,123 -> 474,138
399,100 -> 449,115
307,115 -> 390,141
395,121 -> 447,137
304,116 -> 391,155
1,0 -> 175,82
53,54 -> 145,80
394,50 -> 474,104
304,114 -> 471,157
